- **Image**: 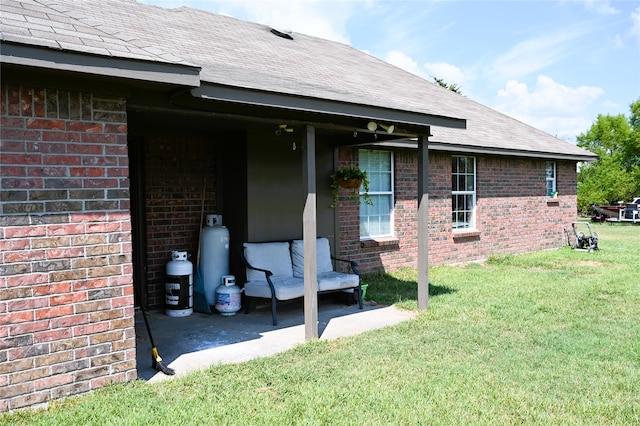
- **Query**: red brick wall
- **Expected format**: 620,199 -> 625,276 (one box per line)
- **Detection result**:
0,83 -> 136,411
336,148 -> 578,273
143,136 -> 216,308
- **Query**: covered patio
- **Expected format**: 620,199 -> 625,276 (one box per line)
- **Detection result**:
135,299 -> 416,381
82,2 -> 472,352
128,99 -> 453,341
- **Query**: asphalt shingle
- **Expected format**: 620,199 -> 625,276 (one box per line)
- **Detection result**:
0,0 -> 596,160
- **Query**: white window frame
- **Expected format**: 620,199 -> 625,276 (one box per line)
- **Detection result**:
452,155 -> 476,230
546,161 -> 557,197
359,149 -> 394,240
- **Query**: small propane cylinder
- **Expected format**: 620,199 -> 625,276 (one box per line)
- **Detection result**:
215,275 -> 242,316
165,250 -> 193,317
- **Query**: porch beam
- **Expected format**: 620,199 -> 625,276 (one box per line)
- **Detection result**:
417,133 -> 430,310
191,85 -> 467,131
302,125 -> 319,339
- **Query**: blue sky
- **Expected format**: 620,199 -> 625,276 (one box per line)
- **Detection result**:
142,0 -> 639,143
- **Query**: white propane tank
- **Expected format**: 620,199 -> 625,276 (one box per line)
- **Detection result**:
215,275 -> 242,316
200,214 -> 230,307
165,250 -> 193,317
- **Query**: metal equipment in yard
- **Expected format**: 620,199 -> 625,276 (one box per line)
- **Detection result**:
566,222 -> 599,252
590,198 -> 639,224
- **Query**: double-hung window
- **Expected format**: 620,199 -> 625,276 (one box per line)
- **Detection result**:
359,149 -> 393,239
546,161 -> 556,197
452,156 -> 476,229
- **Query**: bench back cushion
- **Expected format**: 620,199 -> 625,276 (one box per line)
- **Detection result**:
291,238 -> 334,278
243,242 -> 293,281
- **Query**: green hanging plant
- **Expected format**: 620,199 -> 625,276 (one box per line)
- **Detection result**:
330,166 -> 374,208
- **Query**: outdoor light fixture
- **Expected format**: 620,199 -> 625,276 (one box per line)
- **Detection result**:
275,124 -> 294,135
366,121 -> 395,134
379,123 -> 394,134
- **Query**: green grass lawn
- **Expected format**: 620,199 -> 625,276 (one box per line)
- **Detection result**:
3,224 -> 639,425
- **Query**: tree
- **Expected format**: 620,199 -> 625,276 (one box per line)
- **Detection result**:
577,99 -> 640,213
433,77 -> 463,95
626,99 -> 640,167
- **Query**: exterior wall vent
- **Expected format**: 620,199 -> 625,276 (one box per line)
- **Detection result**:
270,27 -> 293,40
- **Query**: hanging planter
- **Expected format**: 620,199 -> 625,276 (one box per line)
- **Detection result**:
337,177 -> 362,189
330,166 -> 373,208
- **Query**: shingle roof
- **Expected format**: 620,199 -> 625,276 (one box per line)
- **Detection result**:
0,0 -> 596,160
0,0 -> 191,64
428,94 -> 596,161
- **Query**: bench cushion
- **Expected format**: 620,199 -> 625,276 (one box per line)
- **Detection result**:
291,238 -> 334,278
318,271 -> 360,291
243,242 -> 293,282
244,276 -> 305,300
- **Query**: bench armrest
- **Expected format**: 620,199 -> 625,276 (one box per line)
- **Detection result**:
241,255 -> 278,302
242,258 -> 274,279
245,263 -> 273,278
331,256 -> 360,277
237,242 -> 275,280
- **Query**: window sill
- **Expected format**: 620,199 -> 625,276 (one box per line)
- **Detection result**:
452,230 -> 481,239
360,237 -> 399,248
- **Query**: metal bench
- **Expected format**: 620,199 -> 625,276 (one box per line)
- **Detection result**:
242,238 -> 363,325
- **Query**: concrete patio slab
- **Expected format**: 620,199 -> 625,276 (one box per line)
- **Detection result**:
134,298 -> 415,383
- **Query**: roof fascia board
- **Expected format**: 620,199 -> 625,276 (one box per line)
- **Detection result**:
2,63 -> 133,97
361,140 -> 598,162
191,84 -> 466,131
428,141 -> 598,162
1,42 -> 201,87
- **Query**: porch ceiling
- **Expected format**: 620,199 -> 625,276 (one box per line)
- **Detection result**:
128,96 -> 418,145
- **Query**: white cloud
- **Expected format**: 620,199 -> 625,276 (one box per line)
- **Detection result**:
613,33 -> 624,50
488,26 -> 589,81
385,50 -> 427,78
582,0 -> 619,15
494,75 -> 604,140
490,38 -> 561,81
384,52 -> 473,90
601,99 -> 621,111
189,0 -> 354,44
423,62 -> 467,87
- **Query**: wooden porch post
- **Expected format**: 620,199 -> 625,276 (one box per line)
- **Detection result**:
417,132 -> 430,311
302,125 -> 319,339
